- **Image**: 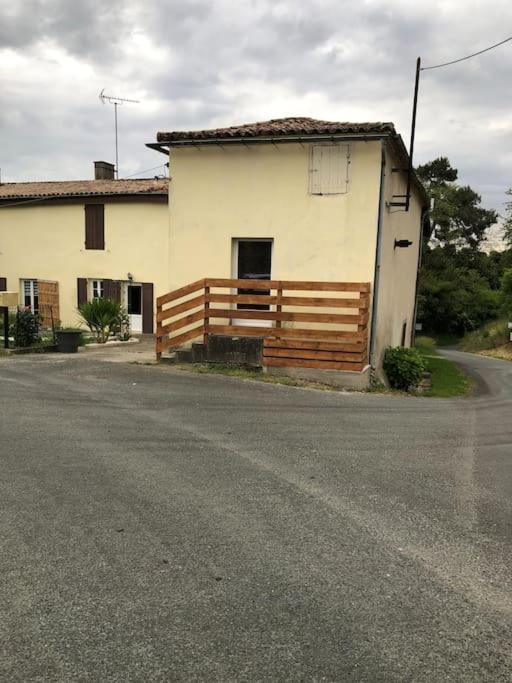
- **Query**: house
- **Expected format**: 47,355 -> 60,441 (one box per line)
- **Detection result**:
148,117 -> 428,378
0,162 -> 168,332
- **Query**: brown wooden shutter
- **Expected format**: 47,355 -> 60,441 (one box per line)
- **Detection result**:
38,280 -> 60,328
85,204 -> 105,250
142,282 -> 154,333
0,278 -> 6,291
77,278 -> 88,306
103,279 -> 121,303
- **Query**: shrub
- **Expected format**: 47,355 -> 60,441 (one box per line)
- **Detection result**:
112,308 -> 131,341
383,346 -> 426,391
414,336 -> 437,353
459,319 -> 509,352
78,298 -> 122,343
11,308 -> 41,348
501,269 -> 512,317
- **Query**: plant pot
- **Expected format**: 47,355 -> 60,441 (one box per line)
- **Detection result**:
55,330 -> 81,353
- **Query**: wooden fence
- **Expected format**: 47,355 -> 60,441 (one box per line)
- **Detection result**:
38,280 -> 60,329
156,278 -> 370,371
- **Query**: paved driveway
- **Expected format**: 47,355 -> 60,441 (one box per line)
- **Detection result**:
1,349 -> 511,681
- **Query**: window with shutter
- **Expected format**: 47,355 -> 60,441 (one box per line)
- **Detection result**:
21,279 -> 39,312
85,204 -> 105,250
309,144 -> 350,195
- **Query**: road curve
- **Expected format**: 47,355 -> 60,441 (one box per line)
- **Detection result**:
0,349 -> 511,681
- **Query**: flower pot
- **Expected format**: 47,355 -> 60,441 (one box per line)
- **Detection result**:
55,330 -> 81,353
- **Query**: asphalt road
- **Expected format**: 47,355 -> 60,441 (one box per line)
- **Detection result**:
1,349 -> 511,681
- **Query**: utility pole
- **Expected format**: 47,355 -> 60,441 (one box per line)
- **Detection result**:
405,57 -> 421,212
99,90 -> 140,178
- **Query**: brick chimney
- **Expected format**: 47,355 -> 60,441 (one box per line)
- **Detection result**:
94,161 -> 115,180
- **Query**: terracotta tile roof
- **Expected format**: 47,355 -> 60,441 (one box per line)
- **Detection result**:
157,117 -> 396,143
0,178 -> 168,200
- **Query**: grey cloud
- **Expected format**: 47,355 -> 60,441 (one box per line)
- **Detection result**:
0,0 -> 511,215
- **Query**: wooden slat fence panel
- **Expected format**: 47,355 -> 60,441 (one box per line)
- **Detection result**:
156,278 -> 371,366
38,280 -> 60,329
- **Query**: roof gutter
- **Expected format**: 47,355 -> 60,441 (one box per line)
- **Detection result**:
146,142 -> 171,156
150,132 -> 392,149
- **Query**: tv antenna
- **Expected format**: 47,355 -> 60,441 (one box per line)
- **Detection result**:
99,89 -> 140,178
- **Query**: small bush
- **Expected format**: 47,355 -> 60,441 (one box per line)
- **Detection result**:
383,346 -> 426,391
78,298 -> 122,343
414,336 -> 437,353
112,308 -> 131,341
11,308 -> 41,348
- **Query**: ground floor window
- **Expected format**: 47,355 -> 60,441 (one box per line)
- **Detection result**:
22,279 -> 39,313
91,279 -> 104,299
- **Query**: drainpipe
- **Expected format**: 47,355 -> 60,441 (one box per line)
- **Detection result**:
369,141 -> 386,370
411,207 -> 428,346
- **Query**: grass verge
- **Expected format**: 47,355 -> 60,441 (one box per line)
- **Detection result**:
478,343 -> 512,362
414,342 -> 472,397
459,318 -> 509,353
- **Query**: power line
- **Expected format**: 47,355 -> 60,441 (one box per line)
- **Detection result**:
120,164 -> 167,179
421,35 -> 512,71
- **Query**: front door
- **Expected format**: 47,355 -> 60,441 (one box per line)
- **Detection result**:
233,239 -> 273,327
127,283 -> 143,333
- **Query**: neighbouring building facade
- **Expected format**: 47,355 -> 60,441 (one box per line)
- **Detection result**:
149,117 -> 428,372
0,162 -> 168,332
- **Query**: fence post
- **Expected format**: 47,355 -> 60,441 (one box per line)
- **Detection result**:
275,286 -> 283,336
156,299 -> 162,361
203,283 -> 210,346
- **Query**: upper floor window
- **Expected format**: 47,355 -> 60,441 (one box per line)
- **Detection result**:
22,279 -> 39,313
309,144 -> 350,195
85,204 -> 105,250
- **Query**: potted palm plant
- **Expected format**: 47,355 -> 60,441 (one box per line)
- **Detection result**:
78,298 -> 123,344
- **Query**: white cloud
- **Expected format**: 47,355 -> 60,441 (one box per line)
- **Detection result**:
0,0 -> 511,213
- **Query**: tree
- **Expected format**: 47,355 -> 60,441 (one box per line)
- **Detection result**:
501,268 -> 512,317
415,157 -> 505,335
504,189 -> 512,246
418,247 -> 500,334
416,157 -> 497,249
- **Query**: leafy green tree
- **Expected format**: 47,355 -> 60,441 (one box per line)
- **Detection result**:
416,157 -> 497,249
418,247 -> 500,334
501,268 -> 512,317
504,189 -> 512,246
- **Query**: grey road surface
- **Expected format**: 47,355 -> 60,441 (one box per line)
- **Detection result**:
1,349 -> 511,681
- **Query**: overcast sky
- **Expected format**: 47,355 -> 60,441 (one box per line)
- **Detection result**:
1,0 -> 511,219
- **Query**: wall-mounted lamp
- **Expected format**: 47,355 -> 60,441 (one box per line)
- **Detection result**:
394,239 -> 413,249
127,272 -> 134,281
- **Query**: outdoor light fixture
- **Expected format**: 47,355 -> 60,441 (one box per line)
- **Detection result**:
394,239 -> 413,249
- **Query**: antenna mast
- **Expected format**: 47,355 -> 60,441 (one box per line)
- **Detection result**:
99,89 -> 140,178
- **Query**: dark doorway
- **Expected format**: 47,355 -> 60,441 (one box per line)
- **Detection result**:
235,240 -> 272,310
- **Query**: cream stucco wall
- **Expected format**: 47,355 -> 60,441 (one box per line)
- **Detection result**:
372,146 -> 424,371
168,141 -> 382,289
168,139 -> 425,373
0,201 -> 169,327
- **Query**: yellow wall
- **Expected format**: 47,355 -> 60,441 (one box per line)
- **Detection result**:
168,141 -> 382,288
0,201 -> 169,327
372,146 -> 424,370
168,139 -> 424,373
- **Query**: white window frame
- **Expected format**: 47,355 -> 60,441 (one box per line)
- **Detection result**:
21,279 -> 39,313
309,143 -> 350,195
91,279 -> 104,299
